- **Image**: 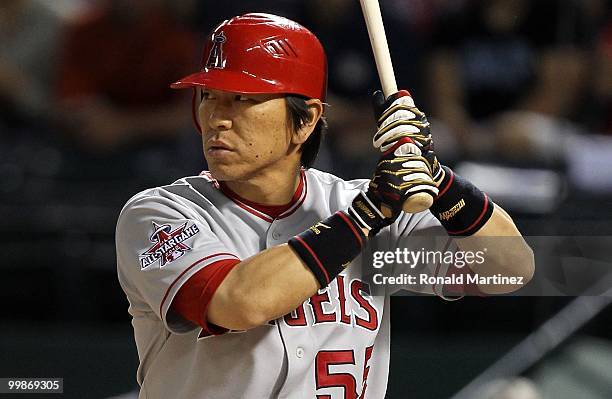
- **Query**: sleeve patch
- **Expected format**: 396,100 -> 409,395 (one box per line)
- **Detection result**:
139,221 -> 201,269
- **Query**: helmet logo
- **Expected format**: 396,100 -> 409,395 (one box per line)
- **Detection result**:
261,37 -> 297,58
205,32 -> 227,69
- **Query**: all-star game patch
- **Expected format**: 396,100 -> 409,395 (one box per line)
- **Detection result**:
140,222 -> 200,269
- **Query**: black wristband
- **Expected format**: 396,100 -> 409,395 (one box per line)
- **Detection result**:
430,166 -> 494,236
288,211 -> 366,287
348,191 -> 389,236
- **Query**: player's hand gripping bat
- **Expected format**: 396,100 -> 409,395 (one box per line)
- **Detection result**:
359,0 -> 435,214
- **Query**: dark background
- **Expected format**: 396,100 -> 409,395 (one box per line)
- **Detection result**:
1,0 -> 612,398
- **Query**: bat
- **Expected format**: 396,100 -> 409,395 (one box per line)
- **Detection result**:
359,0 -> 434,214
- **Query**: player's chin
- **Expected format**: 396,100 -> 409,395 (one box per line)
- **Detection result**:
206,162 -> 243,182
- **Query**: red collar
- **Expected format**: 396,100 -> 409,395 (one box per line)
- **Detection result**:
219,170 -> 307,222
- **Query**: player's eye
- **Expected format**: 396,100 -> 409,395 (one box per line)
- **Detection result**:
201,91 -> 216,101
235,95 -> 252,102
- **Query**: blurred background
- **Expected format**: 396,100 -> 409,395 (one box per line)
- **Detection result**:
1,0 -> 611,398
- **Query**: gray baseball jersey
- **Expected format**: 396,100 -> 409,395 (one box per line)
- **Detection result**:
116,168 -> 451,399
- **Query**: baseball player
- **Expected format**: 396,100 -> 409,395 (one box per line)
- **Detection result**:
116,13 -> 534,399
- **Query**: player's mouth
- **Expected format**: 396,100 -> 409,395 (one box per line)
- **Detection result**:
206,140 -> 234,158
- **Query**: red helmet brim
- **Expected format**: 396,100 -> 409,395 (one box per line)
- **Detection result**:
171,69 -> 283,95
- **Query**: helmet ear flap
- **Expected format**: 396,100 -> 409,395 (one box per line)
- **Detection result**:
191,88 -> 203,134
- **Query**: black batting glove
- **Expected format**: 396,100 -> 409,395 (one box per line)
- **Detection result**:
349,139 -> 439,236
371,90 -> 444,184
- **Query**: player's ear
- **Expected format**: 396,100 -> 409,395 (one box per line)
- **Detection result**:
292,99 -> 323,145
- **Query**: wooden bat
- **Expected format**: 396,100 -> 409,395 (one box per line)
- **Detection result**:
359,0 -> 434,214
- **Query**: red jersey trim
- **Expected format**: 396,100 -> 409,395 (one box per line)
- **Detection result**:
278,169 -> 308,220
159,252 -> 239,319
172,258 -> 241,336
220,194 -> 275,223
218,170 -> 307,222
197,260 -> 240,335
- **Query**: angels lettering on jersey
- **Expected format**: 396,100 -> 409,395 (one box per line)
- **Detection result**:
140,222 -> 201,269
283,275 -> 380,332
197,274 -> 381,340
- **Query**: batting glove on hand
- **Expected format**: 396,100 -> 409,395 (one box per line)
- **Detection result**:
371,90 -> 444,184
370,138 -> 439,215
348,139 -> 439,236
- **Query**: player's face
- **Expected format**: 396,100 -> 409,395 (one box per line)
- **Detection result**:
198,89 -> 296,181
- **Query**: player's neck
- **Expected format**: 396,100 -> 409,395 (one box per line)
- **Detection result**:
223,166 -> 302,206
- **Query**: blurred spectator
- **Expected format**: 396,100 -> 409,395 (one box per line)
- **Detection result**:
54,0 -> 197,153
270,0 -> 456,178
0,0 -> 62,129
296,1 -> 472,178
427,0 -> 602,162
429,0 -> 535,135
580,17 -> 612,135
297,0 -> 389,178
188,0 -> 303,37
301,0 -> 377,98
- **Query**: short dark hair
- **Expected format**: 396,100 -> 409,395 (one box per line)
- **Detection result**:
286,96 -> 327,169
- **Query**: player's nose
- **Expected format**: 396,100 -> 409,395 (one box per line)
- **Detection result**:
205,95 -> 233,132
208,113 -> 232,131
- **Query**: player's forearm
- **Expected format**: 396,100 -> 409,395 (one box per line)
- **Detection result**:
207,244 -> 320,330
209,208 -> 369,330
457,204 -> 535,294
428,167 -> 534,294
472,203 -> 522,237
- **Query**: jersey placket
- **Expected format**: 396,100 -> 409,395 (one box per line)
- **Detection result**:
275,309 -> 316,398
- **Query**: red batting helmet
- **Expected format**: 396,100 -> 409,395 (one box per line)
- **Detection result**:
171,13 -> 328,101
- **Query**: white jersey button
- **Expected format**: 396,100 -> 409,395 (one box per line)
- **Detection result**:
296,347 -> 304,358
272,231 -> 281,240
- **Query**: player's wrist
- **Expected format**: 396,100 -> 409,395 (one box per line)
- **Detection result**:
348,191 -> 392,236
430,166 -> 494,236
288,211 -> 366,288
